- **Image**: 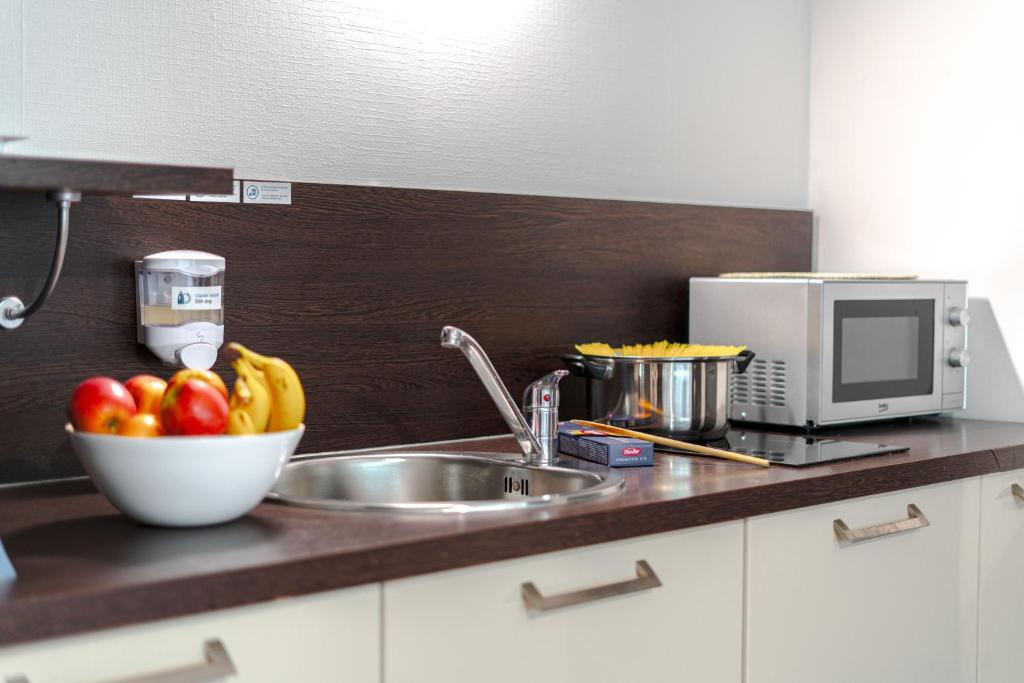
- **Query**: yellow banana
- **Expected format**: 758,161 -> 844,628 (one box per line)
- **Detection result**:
230,375 -> 252,407
230,358 -> 272,433
227,407 -> 256,435
250,366 -> 271,398
228,342 -> 306,432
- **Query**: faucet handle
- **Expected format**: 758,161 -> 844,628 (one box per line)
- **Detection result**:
523,370 -> 568,409
522,370 -> 568,467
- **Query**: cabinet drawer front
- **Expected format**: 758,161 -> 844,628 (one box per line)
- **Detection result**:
747,478 -> 980,683
978,471 -> 1024,682
384,522 -> 743,683
0,585 -> 380,683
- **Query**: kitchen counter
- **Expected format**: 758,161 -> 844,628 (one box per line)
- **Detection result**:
2,416 -> 1024,647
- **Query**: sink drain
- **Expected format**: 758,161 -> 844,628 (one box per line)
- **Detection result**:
503,476 -> 529,496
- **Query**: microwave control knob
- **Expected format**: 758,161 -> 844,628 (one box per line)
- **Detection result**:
948,348 -> 970,368
948,307 -> 970,327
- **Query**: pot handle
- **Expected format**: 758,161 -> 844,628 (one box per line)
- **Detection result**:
562,353 -> 615,380
734,349 -> 756,374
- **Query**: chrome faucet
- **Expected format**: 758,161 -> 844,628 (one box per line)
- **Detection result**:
441,326 -> 567,466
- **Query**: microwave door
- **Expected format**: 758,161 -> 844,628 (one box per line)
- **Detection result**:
819,284 -> 944,424
833,299 -> 934,402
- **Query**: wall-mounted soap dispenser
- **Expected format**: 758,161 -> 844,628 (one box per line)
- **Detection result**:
136,251 -> 224,369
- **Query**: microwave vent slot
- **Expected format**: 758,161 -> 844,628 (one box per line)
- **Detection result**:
731,359 -> 787,408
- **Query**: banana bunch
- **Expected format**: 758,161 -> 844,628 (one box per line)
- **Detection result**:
226,342 -> 306,435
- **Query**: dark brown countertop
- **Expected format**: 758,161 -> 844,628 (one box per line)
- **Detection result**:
2,416 -> 1024,647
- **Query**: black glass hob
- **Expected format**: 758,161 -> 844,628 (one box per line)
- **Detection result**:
698,429 -> 908,466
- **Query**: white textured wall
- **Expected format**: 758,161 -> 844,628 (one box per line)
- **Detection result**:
0,0 -> 22,138
0,0 -> 810,207
810,0 -> 1024,421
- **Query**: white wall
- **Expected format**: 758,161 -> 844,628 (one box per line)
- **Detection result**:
0,0 -> 21,139
0,0 -> 810,208
810,0 -> 1024,421
11,1 -> 1016,418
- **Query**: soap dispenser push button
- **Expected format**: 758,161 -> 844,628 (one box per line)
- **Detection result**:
178,342 -> 219,370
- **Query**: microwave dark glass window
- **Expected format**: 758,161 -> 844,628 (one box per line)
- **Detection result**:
832,299 -> 934,403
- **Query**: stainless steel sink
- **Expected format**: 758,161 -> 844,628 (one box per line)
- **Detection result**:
267,451 -> 625,513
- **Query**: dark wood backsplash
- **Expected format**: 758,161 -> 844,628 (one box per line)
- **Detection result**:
0,184 -> 811,483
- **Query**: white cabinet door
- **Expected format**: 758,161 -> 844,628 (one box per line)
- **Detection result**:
746,478 -> 980,683
978,470 -> 1024,682
384,522 -> 743,683
0,584 -> 380,683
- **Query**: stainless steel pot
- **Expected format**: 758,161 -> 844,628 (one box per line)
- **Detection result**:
562,350 -> 755,441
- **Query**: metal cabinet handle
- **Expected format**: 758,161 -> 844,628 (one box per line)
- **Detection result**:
6,638 -> 236,683
1012,484 -> 1024,503
521,560 -> 662,613
834,504 -> 929,545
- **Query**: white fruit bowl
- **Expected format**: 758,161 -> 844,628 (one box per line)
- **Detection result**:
66,424 -> 305,527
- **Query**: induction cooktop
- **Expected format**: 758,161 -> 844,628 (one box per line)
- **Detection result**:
699,429 -> 908,466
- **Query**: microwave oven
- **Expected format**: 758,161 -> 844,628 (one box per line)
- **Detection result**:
689,276 -> 968,429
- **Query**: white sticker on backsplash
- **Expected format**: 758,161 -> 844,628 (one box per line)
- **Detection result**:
133,194 -> 187,200
191,180 -> 240,203
242,181 -> 291,205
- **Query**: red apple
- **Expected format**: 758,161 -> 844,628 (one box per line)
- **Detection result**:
160,378 -> 229,436
117,413 -> 163,438
69,377 -> 137,434
124,375 -> 168,414
165,368 -> 229,402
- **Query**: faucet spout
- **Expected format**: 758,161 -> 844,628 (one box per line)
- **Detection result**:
439,326 -> 464,349
440,326 -> 545,463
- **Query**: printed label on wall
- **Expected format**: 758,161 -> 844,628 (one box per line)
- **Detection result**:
191,181 -> 241,203
133,194 -> 187,201
171,286 -> 222,310
242,181 -> 291,205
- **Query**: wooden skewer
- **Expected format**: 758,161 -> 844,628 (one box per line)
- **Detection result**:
571,419 -> 770,468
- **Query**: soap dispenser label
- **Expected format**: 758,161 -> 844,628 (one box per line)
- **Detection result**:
171,286 -> 222,310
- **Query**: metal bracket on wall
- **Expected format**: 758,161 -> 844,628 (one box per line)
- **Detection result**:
0,190 -> 81,330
